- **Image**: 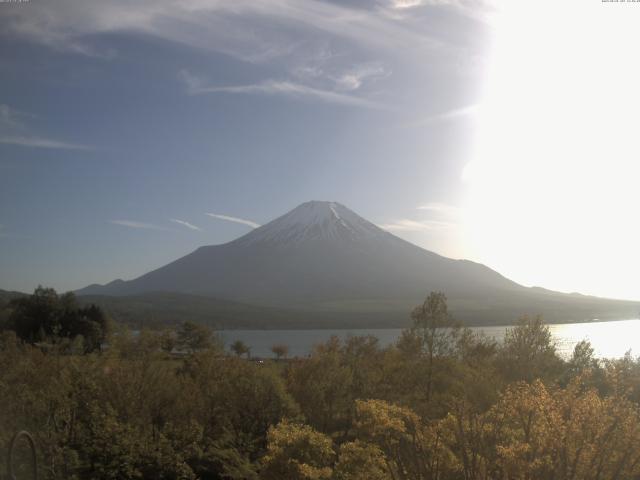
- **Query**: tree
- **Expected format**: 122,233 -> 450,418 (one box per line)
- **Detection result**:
176,321 -> 214,353
286,337 -> 353,434
441,401 -> 495,480
231,339 -> 251,358
260,420 -> 334,480
476,378 -> 640,480
271,344 -> 289,361
333,441 -> 388,480
76,304 -> 110,352
499,315 -> 562,383
355,399 -> 458,480
7,287 -> 108,352
179,352 -> 299,478
8,286 -> 63,342
158,328 -> 177,353
409,292 -> 459,401
569,340 -> 598,374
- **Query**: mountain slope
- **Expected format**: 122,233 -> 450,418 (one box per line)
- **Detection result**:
77,201 -> 518,302
77,201 -> 640,326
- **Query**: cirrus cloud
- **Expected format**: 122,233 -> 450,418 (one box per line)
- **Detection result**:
109,220 -> 166,230
170,218 -> 202,231
180,72 -> 387,109
206,213 -> 260,229
0,103 -> 92,151
379,219 -> 455,231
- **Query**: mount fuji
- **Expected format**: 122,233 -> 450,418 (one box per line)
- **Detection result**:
77,201 -> 640,327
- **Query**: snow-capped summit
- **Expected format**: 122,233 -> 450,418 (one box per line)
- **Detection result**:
236,201 -> 385,246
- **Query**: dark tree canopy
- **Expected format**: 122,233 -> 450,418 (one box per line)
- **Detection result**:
176,320 -> 216,353
231,339 -> 251,358
271,343 -> 289,360
6,286 -> 109,352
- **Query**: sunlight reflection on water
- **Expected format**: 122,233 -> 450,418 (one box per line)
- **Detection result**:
218,319 -> 640,359
548,319 -> 640,359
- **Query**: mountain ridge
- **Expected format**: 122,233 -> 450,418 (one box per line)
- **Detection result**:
75,201 -> 640,326
76,201 -> 519,300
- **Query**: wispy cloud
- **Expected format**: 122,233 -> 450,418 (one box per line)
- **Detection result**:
0,104 -> 92,151
391,0 -> 425,9
331,63 -> 389,92
390,0 -> 468,8
170,218 -> 202,231
380,201 -> 461,232
0,1 -> 446,59
1,0 -> 489,120
379,219 -> 455,232
385,0 -> 497,23
206,213 -> 260,229
417,202 -> 461,216
0,104 -> 27,128
181,75 -> 386,109
408,104 -> 479,128
289,48 -> 390,95
0,135 -> 92,150
178,70 -> 205,93
109,220 -> 166,230
432,104 -> 479,121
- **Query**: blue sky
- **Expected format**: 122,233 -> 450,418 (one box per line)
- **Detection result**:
4,0 -> 637,302
0,0 -> 492,292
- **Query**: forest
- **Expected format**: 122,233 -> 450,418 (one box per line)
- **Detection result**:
2,288 -> 640,479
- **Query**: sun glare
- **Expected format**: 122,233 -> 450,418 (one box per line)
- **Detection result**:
463,0 -> 640,301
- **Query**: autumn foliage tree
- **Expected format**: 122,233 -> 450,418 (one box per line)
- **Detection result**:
409,292 -> 460,402
2,290 -> 640,480
260,420 -> 334,480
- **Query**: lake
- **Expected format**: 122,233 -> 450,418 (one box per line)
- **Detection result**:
218,318 -> 640,359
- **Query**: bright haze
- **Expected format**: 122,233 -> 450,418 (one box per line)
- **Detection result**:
0,0 -> 638,301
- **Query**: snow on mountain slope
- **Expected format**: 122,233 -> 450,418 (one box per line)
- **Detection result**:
234,201 -> 385,246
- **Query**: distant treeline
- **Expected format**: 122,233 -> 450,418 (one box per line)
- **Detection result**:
0,286 -> 110,353
0,288 -> 413,330
2,285 -> 638,330
2,289 -> 640,479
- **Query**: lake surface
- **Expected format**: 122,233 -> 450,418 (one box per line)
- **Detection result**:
219,318 -> 640,359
